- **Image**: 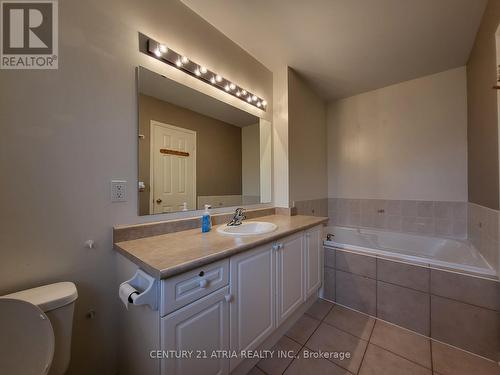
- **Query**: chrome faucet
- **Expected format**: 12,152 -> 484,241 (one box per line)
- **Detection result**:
227,208 -> 246,226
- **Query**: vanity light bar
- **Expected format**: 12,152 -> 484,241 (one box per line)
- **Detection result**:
145,37 -> 267,111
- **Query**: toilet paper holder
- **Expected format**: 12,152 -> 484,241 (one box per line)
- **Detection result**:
120,269 -> 158,311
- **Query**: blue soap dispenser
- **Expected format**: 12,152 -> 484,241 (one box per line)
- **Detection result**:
202,204 -> 212,233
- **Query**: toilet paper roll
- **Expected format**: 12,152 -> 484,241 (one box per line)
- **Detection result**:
119,283 -> 139,310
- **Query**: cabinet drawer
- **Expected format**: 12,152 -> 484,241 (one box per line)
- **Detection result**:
161,259 -> 229,316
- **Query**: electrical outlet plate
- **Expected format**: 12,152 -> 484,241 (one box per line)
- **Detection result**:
111,180 -> 127,202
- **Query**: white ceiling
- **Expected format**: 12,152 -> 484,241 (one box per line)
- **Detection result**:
181,0 -> 487,100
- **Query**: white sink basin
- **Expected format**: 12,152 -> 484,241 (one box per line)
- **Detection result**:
217,221 -> 278,236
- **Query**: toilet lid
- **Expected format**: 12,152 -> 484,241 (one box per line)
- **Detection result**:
0,298 -> 55,375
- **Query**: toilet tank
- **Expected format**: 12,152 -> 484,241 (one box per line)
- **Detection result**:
4,282 -> 78,375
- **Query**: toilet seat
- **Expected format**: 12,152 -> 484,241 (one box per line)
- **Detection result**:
0,298 -> 55,375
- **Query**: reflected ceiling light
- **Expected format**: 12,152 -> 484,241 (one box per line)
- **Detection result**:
145,35 -> 267,111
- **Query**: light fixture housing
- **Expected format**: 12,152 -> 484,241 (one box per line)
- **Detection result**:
144,35 -> 266,111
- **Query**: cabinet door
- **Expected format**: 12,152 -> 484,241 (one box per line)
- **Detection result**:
229,244 -> 275,371
161,286 -> 230,375
276,232 -> 305,326
305,226 -> 322,298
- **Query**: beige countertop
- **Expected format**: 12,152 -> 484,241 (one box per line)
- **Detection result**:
114,214 -> 328,279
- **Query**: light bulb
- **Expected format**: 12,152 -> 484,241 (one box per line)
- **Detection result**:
154,48 -> 161,57
252,95 -> 257,102
194,68 -> 201,76
236,91 -> 241,97
229,83 -> 236,90
210,76 -> 216,84
257,101 -> 262,107
159,44 -> 167,53
176,59 -> 183,67
215,74 -> 223,82
241,90 -> 247,95
181,56 -> 189,64
200,66 -> 207,74
225,84 -> 230,91
262,100 -> 267,106
247,96 -> 252,103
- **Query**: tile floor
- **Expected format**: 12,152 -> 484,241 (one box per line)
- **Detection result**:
251,299 -> 500,375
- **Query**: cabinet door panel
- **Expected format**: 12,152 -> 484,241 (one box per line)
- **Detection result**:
229,245 -> 275,371
161,286 -> 229,375
305,226 -> 322,297
276,232 -> 304,325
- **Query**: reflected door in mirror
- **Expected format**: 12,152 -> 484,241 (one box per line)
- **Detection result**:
151,120 -> 196,213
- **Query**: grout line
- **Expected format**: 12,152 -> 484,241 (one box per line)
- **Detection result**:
357,317 -> 377,374
430,338 -> 434,372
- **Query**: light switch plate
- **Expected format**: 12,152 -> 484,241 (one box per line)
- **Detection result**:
111,180 -> 127,202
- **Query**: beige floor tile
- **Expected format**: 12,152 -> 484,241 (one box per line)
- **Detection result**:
431,341 -> 500,375
256,336 -> 301,375
247,366 -> 266,375
284,348 -> 352,374
305,322 -> 368,373
370,320 -> 431,368
359,344 -> 431,375
285,314 -> 321,345
306,298 -> 334,320
324,304 -> 375,340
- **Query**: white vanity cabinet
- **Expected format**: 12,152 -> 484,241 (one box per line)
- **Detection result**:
160,286 -> 230,375
276,232 -> 305,326
304,226 -> 322,298
146,225 -> 323,375
229,243 -> 276,371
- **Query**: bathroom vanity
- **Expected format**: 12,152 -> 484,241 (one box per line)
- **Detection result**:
114,214 -> 327,375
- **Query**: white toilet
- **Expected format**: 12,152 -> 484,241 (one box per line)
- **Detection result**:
0,282 -> 78,375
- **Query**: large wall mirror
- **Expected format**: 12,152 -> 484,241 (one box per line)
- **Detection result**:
138,66 -> 272,216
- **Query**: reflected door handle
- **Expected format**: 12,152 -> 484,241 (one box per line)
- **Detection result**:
156,199 -> 162,204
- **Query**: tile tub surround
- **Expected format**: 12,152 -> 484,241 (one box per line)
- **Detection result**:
294,198 -> 328,217
322,247 -> 500,361
329,198 -> 467,239
468,202 -> 500,274
113,214 -> 328,278
251,299 -> 500,375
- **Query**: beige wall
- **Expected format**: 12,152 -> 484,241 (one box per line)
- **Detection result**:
139,94 -> 242,215
0,1 -> 272,374
288,68 -> 327,203
467,0 -> 500,209
328,67 -> 468,201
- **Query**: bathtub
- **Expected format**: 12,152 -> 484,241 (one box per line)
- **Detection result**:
323,226 -> 497,278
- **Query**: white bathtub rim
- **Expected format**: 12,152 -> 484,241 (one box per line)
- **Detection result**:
324,241 -> 498,280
